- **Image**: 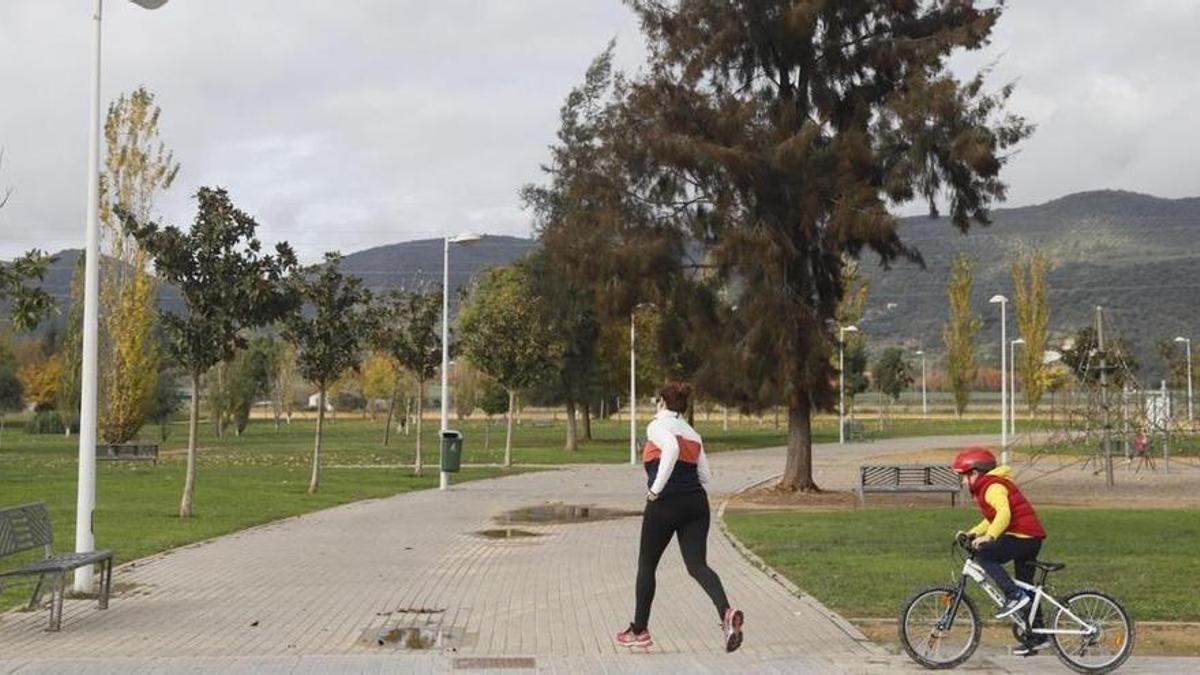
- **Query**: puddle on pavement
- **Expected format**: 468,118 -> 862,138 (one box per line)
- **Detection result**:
498,503 -> 639,525
473,528 -> 542,539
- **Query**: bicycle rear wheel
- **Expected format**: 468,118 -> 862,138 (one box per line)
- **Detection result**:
1051,588 -> 1135,674
898,585 -> 981,669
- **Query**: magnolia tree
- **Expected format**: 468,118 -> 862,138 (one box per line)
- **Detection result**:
458,264 -> 557,466
125,187 -> 298,517
284,253 -> 374,493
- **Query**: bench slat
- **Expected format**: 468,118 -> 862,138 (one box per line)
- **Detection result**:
0,502 -> 53,557
857,464 -> 962,505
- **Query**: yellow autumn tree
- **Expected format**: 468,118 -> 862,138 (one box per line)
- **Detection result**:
99,87 -> 178,444
18,354 -> 62,411
1012,251 -> 1051,417
360,351 -> 397,421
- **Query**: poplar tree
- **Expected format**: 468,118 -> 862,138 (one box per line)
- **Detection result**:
1012,251 -> 1050,416
99,87 -> 179,444
944,254 -> 981,417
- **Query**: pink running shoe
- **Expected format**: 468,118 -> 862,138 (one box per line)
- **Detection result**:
615,624 -> 652,649
722,607 -> 744,652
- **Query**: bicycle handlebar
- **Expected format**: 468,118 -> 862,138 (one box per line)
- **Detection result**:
953,532 -> 977,555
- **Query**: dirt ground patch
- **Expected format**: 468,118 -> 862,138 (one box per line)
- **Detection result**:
854,619 -> 1200,658
728,447 -> 1200,511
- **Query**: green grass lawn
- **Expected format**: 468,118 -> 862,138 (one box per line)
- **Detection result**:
0,409 -> 1035,611
724,507 -> 1200,622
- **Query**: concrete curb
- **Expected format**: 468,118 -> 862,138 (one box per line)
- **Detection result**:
714,473 -> 889,657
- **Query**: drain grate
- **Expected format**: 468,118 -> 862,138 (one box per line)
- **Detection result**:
452,657 -> 537,670
473,528 -> 542,539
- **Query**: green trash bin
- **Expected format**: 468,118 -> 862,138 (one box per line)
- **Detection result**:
440,430 -> 463,473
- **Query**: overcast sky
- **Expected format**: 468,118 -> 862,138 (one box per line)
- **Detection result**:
1,1 -> 1198,263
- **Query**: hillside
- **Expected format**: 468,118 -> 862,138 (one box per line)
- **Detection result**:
17,234 -> 538,326
11,192 -> 1198,381
858,190 -> 1200,378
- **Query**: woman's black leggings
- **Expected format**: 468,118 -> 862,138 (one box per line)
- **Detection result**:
633,490 -> 730,631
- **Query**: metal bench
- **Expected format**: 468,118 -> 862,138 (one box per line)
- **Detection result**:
96,443 -> 159,464
0,502 -> 114,631
844,420 -> 871,442
856,464 -> 962,506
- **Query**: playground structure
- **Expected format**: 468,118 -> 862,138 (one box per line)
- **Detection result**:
1026,308 -> 1200,484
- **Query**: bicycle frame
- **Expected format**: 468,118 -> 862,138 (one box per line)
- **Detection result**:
938,557 -> 1098,638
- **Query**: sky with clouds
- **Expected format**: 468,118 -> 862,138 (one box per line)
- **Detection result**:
1,1 -> 1197,262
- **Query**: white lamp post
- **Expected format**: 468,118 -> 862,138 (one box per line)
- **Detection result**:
630,312 -> 636,465
915,350 -> 927,416
75,0 -> 171,596
440,232 -> 482,491
839,325 -> 859,444
629,303 -> 654,465
989,295 -> 1008,464
1010,338 -> 1025,437
1175,336 -> 1193,425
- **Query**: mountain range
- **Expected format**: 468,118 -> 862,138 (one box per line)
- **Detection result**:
14,190 -> 1199,382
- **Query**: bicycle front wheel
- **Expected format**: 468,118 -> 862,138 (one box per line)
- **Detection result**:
898,585 -> 981,669
1051,588 -> 1135,674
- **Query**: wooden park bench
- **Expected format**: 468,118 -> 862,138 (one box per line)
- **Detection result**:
96,442 -> 159,464
0,502 -> 114,631
856,464 -> 962,507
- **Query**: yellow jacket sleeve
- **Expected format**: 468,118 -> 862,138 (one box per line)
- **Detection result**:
967,519 -> 989,537
983,483 -> 1011,539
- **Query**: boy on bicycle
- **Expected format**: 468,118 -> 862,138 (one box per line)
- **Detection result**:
952,446 -> 1049,655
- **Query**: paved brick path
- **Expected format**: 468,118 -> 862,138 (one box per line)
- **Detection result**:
1,435 -> 1192,673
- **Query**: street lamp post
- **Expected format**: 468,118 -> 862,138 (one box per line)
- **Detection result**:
915,350 -> 927,416
1010,338 -> 1025,437
989,295 -> 1008,464
629,312 -> 636,465
75,0 -> 171,596
440,232 -> 481,491
839,325 -> 859,444
629,303 -> 654,465
1175,336 -> 1193,425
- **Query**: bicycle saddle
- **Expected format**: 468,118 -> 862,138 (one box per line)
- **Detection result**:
1032,560 -> 1066,572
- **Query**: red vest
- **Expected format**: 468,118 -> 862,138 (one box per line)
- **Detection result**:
972,475 -> 1046,539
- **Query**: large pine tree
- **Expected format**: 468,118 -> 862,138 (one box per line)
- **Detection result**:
622,0 -> 1032,490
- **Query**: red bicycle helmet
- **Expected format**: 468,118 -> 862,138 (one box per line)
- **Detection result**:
952,447 -> 997,474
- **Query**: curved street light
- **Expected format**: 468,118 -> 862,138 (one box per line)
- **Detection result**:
839,325 -> 859,444
440,232 -> 483,490
75,0 -> 172,595
988,295 -> 1008,464
1176,336 -> 1193,425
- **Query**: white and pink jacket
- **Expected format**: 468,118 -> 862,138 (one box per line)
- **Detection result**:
643,410 -> 711,496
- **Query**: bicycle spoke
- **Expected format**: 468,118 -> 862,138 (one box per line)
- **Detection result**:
1053,592 -> 1132,671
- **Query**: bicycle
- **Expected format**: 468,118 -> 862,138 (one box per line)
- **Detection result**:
898,533 -> 1134,673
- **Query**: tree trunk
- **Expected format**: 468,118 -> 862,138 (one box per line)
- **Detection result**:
414,381 -> 424,476
180,371 -> 201,518
215,364 -> 225,439
582,401 -> 592,441
309,387 -> 324,493
504,389 -> 515,467
382,375 -> 399,447
779,394 -> 818,492
485,417 -> 491,451
565,399 -> 578,451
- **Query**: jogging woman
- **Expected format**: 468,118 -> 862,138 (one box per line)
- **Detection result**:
615,382 -> 744,652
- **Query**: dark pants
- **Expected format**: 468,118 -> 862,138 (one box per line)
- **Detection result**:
633,490 -> 730,631
977,535 -> 1045,627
